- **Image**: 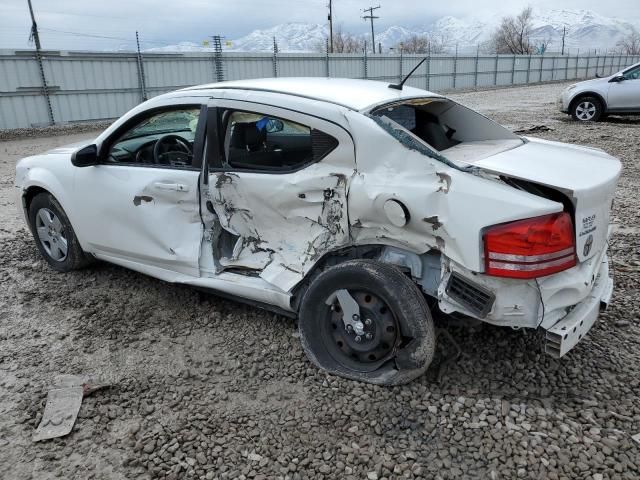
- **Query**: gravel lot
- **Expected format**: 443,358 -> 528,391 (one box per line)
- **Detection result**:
1,81 -> 639,480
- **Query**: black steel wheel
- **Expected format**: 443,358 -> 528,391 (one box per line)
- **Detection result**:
299,260 -> 436,385
324,290 -> 399,372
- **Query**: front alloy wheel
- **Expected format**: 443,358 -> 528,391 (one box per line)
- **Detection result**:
34,207 -> 68,262
28,192 -> 93,272
571,96 -> 602,122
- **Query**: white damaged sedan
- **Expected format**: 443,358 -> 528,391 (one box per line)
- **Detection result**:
15,77 -> 620,384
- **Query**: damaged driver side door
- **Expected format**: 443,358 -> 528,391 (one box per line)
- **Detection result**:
202,101 -> 355,292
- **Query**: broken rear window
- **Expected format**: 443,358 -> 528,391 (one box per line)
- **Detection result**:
370,98 -> 524,164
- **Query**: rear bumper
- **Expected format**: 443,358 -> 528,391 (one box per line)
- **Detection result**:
544,254 -> 612,358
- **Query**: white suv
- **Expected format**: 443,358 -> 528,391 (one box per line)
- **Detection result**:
559,62 -> 640,121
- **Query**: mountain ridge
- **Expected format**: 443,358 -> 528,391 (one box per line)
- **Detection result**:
146,9 -> 639,54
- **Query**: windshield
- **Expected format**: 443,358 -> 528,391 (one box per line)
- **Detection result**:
122,109 -> 199,140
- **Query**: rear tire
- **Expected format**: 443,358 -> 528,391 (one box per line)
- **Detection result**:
298,260 -> 436,385
28,193 -> 93,272
571,96 -> 603,122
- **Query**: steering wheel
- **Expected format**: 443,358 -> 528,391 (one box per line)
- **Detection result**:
153,134 -> 192,165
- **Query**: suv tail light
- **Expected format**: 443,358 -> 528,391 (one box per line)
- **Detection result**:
483,212 -> 576,279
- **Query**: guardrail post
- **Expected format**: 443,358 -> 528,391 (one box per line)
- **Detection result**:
453,46 -> 458,89
364,44 -> 368,79
272,37 -> 278,78
212,35 -> 225,82
325,38 -> 330,78
586,54 -> 590,78
539,52 -> 544,82
473,46 -> 479,89
426,50 -> 431,91
511,55 -> 516,84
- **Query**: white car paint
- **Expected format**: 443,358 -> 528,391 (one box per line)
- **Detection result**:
559,61 -> 640,118
15,78 -> 621,358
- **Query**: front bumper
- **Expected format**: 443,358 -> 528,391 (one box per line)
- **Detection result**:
544,255 -> 612,358
558,95 -> 569,113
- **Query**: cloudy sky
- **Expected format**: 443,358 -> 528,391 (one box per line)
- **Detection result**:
1,0 -> 638,50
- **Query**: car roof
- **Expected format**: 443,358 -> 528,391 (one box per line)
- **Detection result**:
181,77 -> 442,111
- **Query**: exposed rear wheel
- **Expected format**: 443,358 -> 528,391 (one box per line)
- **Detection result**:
298,260 -> 436,385
571,96 -> 603,122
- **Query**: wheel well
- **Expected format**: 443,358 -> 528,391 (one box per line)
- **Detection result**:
23,186 -> 49,213
289,245 -> 441,313
290,245 -> 384,312
569,92 -> 607,113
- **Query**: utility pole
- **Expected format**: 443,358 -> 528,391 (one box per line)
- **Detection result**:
135,31 -> 147,101
327,0 -> 333,53
561,26 -> 567,56
27,0 -> 54,125
27,0 -> 42,50
362,5 -> 380,55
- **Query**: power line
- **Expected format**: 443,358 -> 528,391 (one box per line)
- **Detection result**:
362,5 -> 380,55
38,28 -> 174,45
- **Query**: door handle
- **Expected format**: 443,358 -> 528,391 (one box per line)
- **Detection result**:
153,182 -> 189,192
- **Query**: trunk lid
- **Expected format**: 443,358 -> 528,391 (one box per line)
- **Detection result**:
470,136 -> 621,264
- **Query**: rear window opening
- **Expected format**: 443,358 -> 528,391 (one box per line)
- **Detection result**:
371,98 -> 524,164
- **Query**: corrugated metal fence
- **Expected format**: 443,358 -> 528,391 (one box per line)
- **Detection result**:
1,49 -> 639,130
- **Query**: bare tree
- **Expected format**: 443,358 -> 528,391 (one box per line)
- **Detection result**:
317,25 -> 365,53
617,29 -> 640,55
394,34 -> 449,54
490,6 -> 535,54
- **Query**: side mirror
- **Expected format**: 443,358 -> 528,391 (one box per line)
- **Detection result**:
71,144 -> 99,167
609,75 -> 625,83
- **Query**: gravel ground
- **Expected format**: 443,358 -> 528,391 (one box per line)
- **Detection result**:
1,81 -> 639,480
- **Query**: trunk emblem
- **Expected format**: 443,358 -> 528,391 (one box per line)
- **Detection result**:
583,234 -> 594,256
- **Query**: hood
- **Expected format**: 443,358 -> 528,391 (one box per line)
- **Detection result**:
471,136 -> 621,195
45,140 -> 94,155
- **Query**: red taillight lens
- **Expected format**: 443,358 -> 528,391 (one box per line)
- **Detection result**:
483,212 -> 576,279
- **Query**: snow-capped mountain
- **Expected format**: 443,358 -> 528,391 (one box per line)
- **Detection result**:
147,9 -> 639,54
230,23 -> 328,52
528,10 -> 638,52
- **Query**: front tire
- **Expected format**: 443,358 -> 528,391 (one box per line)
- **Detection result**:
298,260 -> 436,385
28,193 -> 92,272
571,96 -> 603,122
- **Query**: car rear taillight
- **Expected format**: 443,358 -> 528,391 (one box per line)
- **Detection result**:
483,212 -> 576,279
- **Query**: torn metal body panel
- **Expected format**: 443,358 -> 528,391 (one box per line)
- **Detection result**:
344,110 -> 563,273
203,98 -> 355,293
